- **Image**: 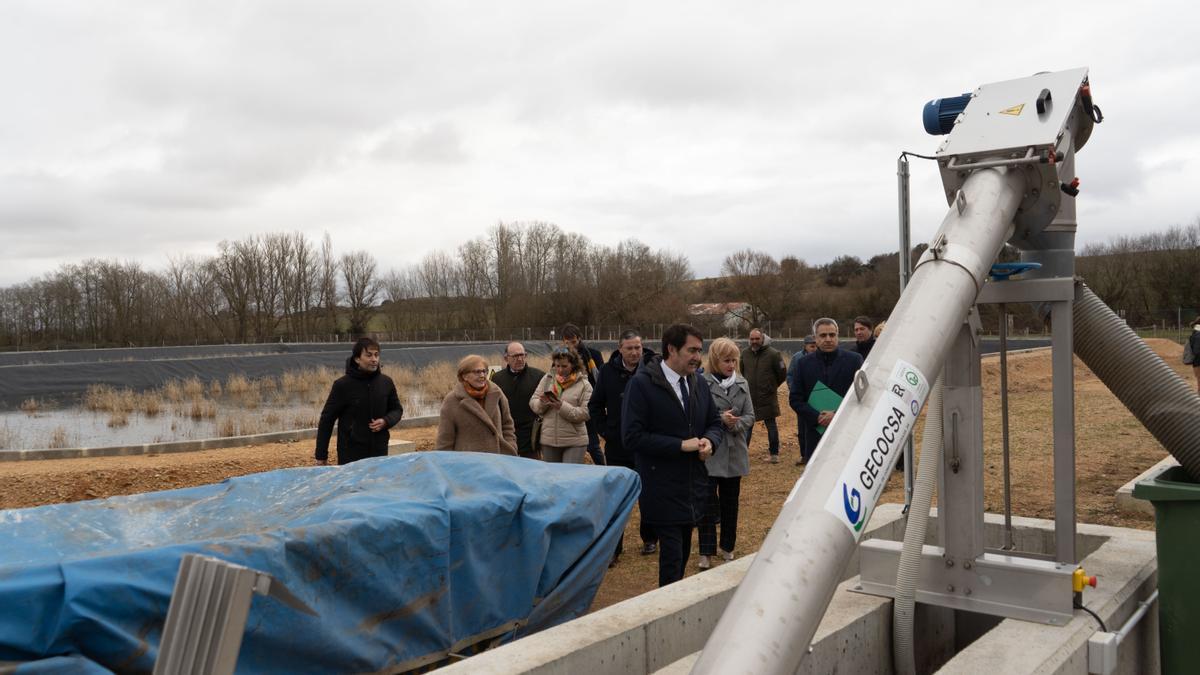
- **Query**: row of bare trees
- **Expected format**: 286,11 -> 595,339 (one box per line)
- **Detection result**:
0,232 -> 380,348
2,217 -> 1195,350
0,222 -> 694,349
1077,221 -> 1200,325
711,219 -> 1200,336
376,222 -> 693,334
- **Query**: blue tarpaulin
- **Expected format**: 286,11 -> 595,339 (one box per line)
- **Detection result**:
0,453 -> 639,673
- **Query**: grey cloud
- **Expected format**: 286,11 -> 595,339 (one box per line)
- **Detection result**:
371,122 -> 468,165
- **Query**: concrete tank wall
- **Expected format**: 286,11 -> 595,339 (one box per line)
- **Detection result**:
442,504 -> 1158,675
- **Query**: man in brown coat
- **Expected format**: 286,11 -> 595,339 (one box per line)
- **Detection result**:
740,328 -> 787,464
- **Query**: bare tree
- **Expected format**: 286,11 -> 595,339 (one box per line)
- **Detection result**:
721,249 -> 782,324
341,250 -> 380,336
380,267 -> 419,335
317,232 -> 340,335
417,250 -> 459,330
211,241 -> 255,342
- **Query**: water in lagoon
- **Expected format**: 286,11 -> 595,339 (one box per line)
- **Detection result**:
0,394 -> 442,451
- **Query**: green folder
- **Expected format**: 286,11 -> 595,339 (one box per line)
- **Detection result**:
808,381 -> 843,434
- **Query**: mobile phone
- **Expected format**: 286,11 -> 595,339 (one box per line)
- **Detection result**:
543,389 -> 559,401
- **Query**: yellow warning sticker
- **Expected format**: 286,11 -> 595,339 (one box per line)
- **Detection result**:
999,104 -> 1025,116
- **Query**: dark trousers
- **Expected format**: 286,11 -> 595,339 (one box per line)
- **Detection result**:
515,422 -> 538,459
653,523 -> 694,587
608,452 -> 658,556
799,415 -> 812,462
745,417 -> 780,456
698,476 -> 742,555
585,419 -> 605,465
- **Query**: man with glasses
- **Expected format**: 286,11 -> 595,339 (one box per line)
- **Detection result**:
490,342 -> 546,459
787,318 -> 863,466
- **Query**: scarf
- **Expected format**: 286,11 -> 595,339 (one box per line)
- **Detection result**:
717,373 -> 738,391
554,371 -> 579,396
464,380 -> 489,403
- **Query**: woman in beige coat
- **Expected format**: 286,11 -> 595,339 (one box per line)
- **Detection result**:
435,354 -> 517,455
529,348 -> 592,463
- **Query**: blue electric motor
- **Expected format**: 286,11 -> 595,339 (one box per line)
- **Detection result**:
922,93 -> 972,135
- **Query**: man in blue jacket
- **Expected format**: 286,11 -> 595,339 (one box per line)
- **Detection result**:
788,318 -> 863,465
622,323 -> 723,586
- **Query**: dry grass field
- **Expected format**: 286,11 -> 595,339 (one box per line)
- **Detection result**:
0,339 -> 1186,612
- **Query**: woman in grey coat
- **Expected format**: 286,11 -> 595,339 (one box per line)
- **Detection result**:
697,337 -> 755,569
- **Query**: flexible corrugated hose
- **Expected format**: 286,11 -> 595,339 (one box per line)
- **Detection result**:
893,374 -> 944,675
1073,282 -> 1200,483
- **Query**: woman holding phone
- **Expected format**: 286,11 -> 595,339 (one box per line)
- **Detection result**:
529,347 -> 593,463
697,337 -> 754,569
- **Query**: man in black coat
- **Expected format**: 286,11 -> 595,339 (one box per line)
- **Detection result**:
490,341 -> 546,458
590,330 -> 658,561
562,322 -> 606,465
853,315 -> 877,361
315,337 -> 404,465
788,318 -> 862,465
622,323 -> 723,586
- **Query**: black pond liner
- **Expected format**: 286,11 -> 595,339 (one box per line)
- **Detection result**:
0,338 -> 1048,408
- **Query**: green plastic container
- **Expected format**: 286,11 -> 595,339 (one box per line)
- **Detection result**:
1133,464 -> 1200,674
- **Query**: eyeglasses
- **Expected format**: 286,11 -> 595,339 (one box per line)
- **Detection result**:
554,347 -> 572,354
506,353 -> 527,358
467,369 -> 488,376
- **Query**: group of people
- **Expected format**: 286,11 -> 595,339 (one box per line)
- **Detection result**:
742,316 -> 880,467
314,317 -> 882,587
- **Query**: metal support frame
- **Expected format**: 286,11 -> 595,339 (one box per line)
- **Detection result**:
857,540 -> 1076,625
1050,299 -> 1077,563
898,155 -> 916,510
857,274 -> 1079,619
938,318 -> 986,562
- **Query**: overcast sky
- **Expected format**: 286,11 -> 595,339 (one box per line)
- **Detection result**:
2,1 -> 1198,287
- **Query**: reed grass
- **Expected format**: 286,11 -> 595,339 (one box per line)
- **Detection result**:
0,423 -> 20,450
20,398 -> 40,414
225,373 -> 251,395
107,410 -> 129,428
188,398 -> 217,420
83,385 -> 138,413
138,393 -> 162,417
182,377 -> 204,398
216,415 -> 266,438
47,426 -> 71,449
416,360 -> 461,399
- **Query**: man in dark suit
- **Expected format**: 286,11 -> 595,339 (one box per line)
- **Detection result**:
622,323 -> 723,586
